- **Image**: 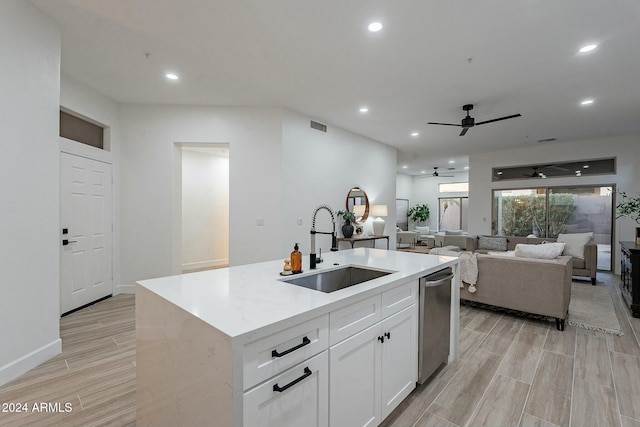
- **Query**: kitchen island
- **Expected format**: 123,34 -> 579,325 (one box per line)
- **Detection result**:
136,248 -> 459,427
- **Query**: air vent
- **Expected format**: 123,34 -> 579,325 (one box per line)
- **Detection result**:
310,120 -> 327,132
537,138 -> 557,143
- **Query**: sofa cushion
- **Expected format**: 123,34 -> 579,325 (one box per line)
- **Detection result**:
514,242 -> 565,260
477,236 -> 508,251
557,232 -> 593,260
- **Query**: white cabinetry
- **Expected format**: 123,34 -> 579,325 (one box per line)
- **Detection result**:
243,314 -> 329,427
329,282 -> 418,427
380,306 -> 417,418
243,351 -> 329,427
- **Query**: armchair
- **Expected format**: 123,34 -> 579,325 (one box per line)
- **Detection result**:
396,229 -> 419,249
434,231 -> 468,249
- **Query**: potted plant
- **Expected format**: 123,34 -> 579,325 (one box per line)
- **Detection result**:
337,210 -> 356,238
408,204 -> 430,225
616,190 -> 640,244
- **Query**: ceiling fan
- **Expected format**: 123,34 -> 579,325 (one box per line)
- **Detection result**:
523,166 -> 544,178
428,104 -> 521,136
426,167 -> 454,178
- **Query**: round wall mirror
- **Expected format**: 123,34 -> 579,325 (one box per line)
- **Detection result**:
346,187 -> 369,223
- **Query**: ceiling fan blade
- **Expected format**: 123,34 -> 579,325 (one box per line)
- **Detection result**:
459,127 -> 469,136
475,114 -> 522,126
427,122 -> 462,127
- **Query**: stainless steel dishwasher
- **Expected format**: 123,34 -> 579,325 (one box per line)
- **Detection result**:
418,268 -> 453,384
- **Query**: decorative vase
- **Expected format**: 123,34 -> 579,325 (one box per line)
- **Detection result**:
342,219 -> 354,238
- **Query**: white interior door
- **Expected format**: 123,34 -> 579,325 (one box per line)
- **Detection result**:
60,152 -> 113,314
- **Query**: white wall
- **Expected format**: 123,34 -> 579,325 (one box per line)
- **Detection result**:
410,172 -> 469,231
118,105 -> 283,287
281,110 -> 397,257
181,149 -> 229,270
468,135 -> 640,272
396,173 -> 413,202
118,106 -> 397,287
0,1 -> 61,385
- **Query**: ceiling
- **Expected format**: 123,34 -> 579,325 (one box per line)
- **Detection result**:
31,0 -> 640,175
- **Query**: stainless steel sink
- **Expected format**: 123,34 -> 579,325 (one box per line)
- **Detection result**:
281,266 -> 392,293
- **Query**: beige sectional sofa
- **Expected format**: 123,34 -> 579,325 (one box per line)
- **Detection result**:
460,253 -> 573,330
466,235 -> 597,285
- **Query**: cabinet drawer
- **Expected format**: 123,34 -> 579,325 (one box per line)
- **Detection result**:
243,350 -> 329,427
243,314 -> 329,390
381,281 -> 417,319
330,294 -> 381,346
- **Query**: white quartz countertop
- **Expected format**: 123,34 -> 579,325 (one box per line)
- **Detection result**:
136,248 -> 458,340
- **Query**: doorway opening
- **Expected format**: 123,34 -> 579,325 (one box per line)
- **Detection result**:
180,144 -> 229,273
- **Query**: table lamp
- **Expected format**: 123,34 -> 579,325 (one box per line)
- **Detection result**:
371,204 -> 388,236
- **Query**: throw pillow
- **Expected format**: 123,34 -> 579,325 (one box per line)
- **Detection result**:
477,236 -> 508,251
556,232 -> 593,259
444,230 -> 464,235
415,226 -> 430,234
514,242 -> 565,260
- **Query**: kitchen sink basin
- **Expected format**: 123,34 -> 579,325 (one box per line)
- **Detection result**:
281,266 -> 392,293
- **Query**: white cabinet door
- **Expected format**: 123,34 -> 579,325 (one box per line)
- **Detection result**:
329,323 -> 382,427
380,304 -> 417,419
243,351 -> 328,427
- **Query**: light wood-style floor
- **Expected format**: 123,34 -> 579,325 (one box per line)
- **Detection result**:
1,272 -> 638,427
0,295 -> 136,427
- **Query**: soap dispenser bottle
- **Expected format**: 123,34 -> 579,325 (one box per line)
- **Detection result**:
291,243 -> 302,274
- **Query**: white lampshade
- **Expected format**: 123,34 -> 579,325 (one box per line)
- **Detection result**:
371,204 -> 388,236
371,204 -> 388,217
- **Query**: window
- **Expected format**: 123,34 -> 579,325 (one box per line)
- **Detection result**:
439,197 -> 468,232
492,186 -> 613,270
438,182 -> 469,193
60,110 -> 105,149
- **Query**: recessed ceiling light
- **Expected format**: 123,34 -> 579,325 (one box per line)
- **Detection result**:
402,165 -> 408,169
448,160 -> 455,164
579,44 -> 597,53
421,170 -> 426,174
580,99 -> 594,105
583,164 -> 589,169
497,171 -> 503,175
411,132 -> 419,137
464,166 -> 469,170
359,107 -> 369,113
165,73 -> 179,80
368,22 -> 383,32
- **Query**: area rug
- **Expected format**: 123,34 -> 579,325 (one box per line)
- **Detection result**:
461,281 -> 623,336
568,281 -> 623,336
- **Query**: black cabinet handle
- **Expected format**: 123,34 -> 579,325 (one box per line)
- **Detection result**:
273,367 -> 312,393
62,239 -> 77,246
272,336 -> 311,358
378,336 -> 384,343
384,332 -> 391,340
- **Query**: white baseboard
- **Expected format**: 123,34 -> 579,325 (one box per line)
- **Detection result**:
0,339 -> 62,387
182,258 -> 229,271
115,284 -> 135,295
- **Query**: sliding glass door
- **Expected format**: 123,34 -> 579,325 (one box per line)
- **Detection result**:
439,197 -> 468,232
493,186 -> 613,270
